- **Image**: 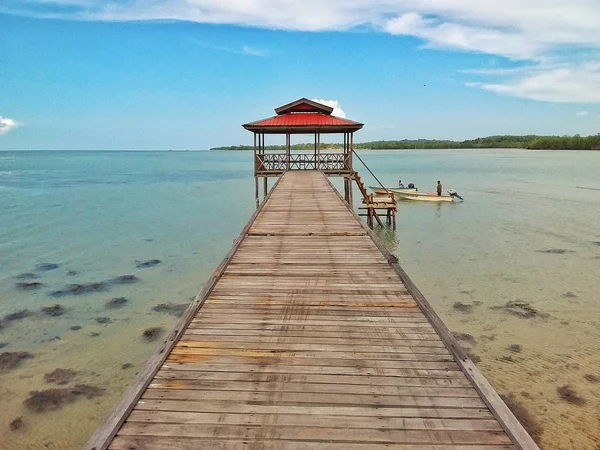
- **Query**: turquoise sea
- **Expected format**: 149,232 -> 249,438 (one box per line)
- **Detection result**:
1,149 -> 599,449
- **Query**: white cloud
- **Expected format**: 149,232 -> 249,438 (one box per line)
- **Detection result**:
241,45 -> 268,57
0,116 -> 23,135
4,0 -> 600,103
311,99 -> 346,118
7,1 -> 600,57
191,39 -> 267,57
576,111 -> 589,116
470,62 -> 600,103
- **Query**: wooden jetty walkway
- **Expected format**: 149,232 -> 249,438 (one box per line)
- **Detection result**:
86,171 -> 538,450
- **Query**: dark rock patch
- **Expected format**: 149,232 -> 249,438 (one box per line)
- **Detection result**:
16,281 -> 44,290
142,327 -> 164,342
106,297 -> 128,309
536,248 -> 573,254
36,263 -> 60,271
112,274 -> 139,284
49,282 -> 108,298
41,304 -> 65,317
557,385 -> 586,406
143,238 -> 154,242
459,290 -> 473,295
69,325 -> 82,331
89,332 -> 100,337
561,291 -> 578,299
121,363 -> 133,370
592,241 -> 600,246
44,368 -> 77,385
95,317 -> 112,324
500,355 -> 516,363
4,310 -> 33,322
66,270 -> 77,276
9,417 -> 24,431
0,342 -> 8,349
15,273 -> 38,280
453,332 -> 475,344
500,394 -> 543,444
0,351 -> 33,372
453,302 -> 473,313
491,300 -> 546,319
583,374 -> 599,383
152,303 -> 188,317
480,334 -> 496,341
135,259 -> 161,269
507,344 -> 522,353
24,384 -> 104,413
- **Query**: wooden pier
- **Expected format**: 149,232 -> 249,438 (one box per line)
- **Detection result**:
86,170 -> 538,450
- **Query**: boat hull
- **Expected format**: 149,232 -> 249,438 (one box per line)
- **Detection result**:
369,187 -> 417,195
394,192 -> 454,202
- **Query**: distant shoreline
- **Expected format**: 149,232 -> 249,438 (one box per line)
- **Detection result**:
211,134 -> 600,151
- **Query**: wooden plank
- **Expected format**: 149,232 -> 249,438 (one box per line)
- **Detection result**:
126,411 -> 503,430
110,436 -> 516,450
133,399 -> 495,419
116,423 -> 513,445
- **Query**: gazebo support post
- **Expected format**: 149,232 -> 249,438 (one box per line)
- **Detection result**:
263,176 -> 268,199
254,177 -> 259,208
286,133 -> 290,170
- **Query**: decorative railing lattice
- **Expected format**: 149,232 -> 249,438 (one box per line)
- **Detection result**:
256,153 -> 351,173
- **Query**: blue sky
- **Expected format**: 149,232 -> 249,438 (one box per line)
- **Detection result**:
1,1 -> 599,150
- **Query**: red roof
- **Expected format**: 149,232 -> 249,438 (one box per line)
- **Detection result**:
246,113 -> 362,128
243,98 -> 363,134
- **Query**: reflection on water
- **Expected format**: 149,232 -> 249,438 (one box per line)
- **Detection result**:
1,149 -> 599,450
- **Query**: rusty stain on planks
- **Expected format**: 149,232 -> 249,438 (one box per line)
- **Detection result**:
85,170 -> 539,450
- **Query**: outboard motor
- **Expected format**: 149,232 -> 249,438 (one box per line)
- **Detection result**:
448,189 -> 464,201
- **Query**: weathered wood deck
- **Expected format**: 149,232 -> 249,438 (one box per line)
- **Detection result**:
86,171 -> 539,450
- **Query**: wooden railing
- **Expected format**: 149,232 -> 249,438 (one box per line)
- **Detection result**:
256,153 -> 352,173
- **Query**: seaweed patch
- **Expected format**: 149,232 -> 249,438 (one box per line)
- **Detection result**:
453,332 -> 476,344
16,282 -> 44,290
500,393 -> 543,444
135,259 -> 161,268
491,300 -> 547,319
24,384 -> 104,413
41,304 -> 66,317
452,302 -> 473,313
44,368 -> 77,385
106,297 -> 128,309
0,351 -> 33,372
142,327 -> 164,342
556,385 -> 586,406
4,310 -> 33,322
152,303 -> 188,317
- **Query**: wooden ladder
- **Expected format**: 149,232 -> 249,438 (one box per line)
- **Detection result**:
352,171 -> 396,229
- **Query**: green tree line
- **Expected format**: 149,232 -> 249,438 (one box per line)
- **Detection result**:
211,134 -> 600,151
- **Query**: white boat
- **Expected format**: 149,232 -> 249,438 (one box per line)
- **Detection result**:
369,186 -> 417,195
394,191 -> 455,202
370,186 -> 463,203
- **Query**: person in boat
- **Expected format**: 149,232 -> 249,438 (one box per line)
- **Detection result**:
407,182 -> 415,189
398,179 -> 405,188
437,180 -> 442,196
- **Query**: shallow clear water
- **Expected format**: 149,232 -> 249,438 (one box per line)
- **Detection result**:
1,149 -> 599,449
